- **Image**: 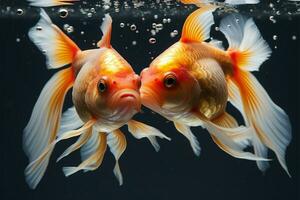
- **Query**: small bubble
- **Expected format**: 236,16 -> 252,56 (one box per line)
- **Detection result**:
103,5 -> 110,10
59,8 -> 68,18
152,23 -> 156,29
90,7 -> 95,12
292,35 -> 297,40
215,26 -> 220,31
66,26 -> 74,33
227,24 -> 231,28
42,50 -> 47,54
151,29 -> 156,36
87,12 -> 92,18
16,8 -> 23,15
120,23 -> 125,28
156,23 -> 163,31
149,37 -> 156,44
154,14 -> 158,19
236,18 -> 240,23
167,18 -> 171,23
163,18 -> 168,23
132,41 -> 137,46
16,38 -> 21,42
130,24 -> 137,31
269,3 -> 274,8
273,35 -> 278,40
80,31 -> 85,35
63,24 -> 70,31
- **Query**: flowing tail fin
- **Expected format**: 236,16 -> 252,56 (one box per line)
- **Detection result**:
23,9 -> 80,189
220,14 -> 292,175
27,0 -> 78,7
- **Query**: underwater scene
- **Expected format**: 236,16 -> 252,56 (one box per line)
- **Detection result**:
1,0 -> 299,200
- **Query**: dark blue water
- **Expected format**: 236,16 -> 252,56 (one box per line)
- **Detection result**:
1,1 -> 299,200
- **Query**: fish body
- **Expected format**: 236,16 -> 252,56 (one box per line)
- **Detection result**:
23,10 -> 169,189
140,6 -> 291,175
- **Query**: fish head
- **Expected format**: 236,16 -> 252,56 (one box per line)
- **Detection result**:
85,69 -> 141,122
140,62 -> 200,119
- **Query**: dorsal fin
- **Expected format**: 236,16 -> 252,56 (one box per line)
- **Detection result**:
180,5 -> 218,43
97,14 -> 112,48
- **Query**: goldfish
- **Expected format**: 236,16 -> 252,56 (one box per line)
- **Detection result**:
27,0 -> 77,7
140,6 -> 292,175
23,9 -> 170,189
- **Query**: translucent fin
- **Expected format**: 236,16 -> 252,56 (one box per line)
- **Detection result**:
97,14 -> 112,48
194,112 -> 269,161
222,13 -> 291,175
220,14 -> 271,71
180,6 -> 218,43
174,122 -> 201,156
227,79 -> 270,171
28,9 -> 80,69
80,130 -> 106,172
127,120 -> 171,151
209,39 -> 224,50
63,132 -> 107,176
56,127 -> 93,162
232,71 -> 292,175
58,106 -> 83,137
107,129 -> 127,185
23,67 -> 74,189
27,0 -> 78,7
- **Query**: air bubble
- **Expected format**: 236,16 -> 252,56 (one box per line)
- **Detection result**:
67,26 -> 74,33
292,35 -> 297,40
130,24 -> 137,31
59,8 -> 68,18
16,8 -> 23,15
87,12 -> 92,18
132,41 -> 137,46
120,23 -> 125,28
269,16 -> 276,24
16,38 -> 21,42
154,14 -> 158,19
273,35 -> 278,40
149,37 -> 156,44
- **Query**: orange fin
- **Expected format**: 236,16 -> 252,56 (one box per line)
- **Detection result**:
107,129 -> 127,186
221,14 -> 292,175
194,112 -> 268,161
27,0 -> 79,7
28,9 -> 80,69
180,6 -> 218,43
97,14 -> 112,48
23,67 -> 74,189
64,132 -> 107,176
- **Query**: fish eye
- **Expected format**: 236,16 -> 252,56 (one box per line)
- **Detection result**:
164,72 -> 177,88
98,79 -> 107,93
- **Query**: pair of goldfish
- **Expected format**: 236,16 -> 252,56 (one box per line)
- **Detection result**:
23,0 -> 292,190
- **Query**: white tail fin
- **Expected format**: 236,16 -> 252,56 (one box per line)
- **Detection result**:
27,0 -> 78,7
24,9 -> 81,189
23,68 -> 74,189
28,9 -> 80,69
220,14 -> 292,175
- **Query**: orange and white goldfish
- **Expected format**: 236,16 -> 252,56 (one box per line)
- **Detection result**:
140,6 -> 291,175
27,0 -> 77,7
23,9 -> 170,189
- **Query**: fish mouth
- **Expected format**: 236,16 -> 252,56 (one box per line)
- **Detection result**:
120,93 -> 136,99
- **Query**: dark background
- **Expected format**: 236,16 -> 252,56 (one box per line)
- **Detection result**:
0,2 -> 299,200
